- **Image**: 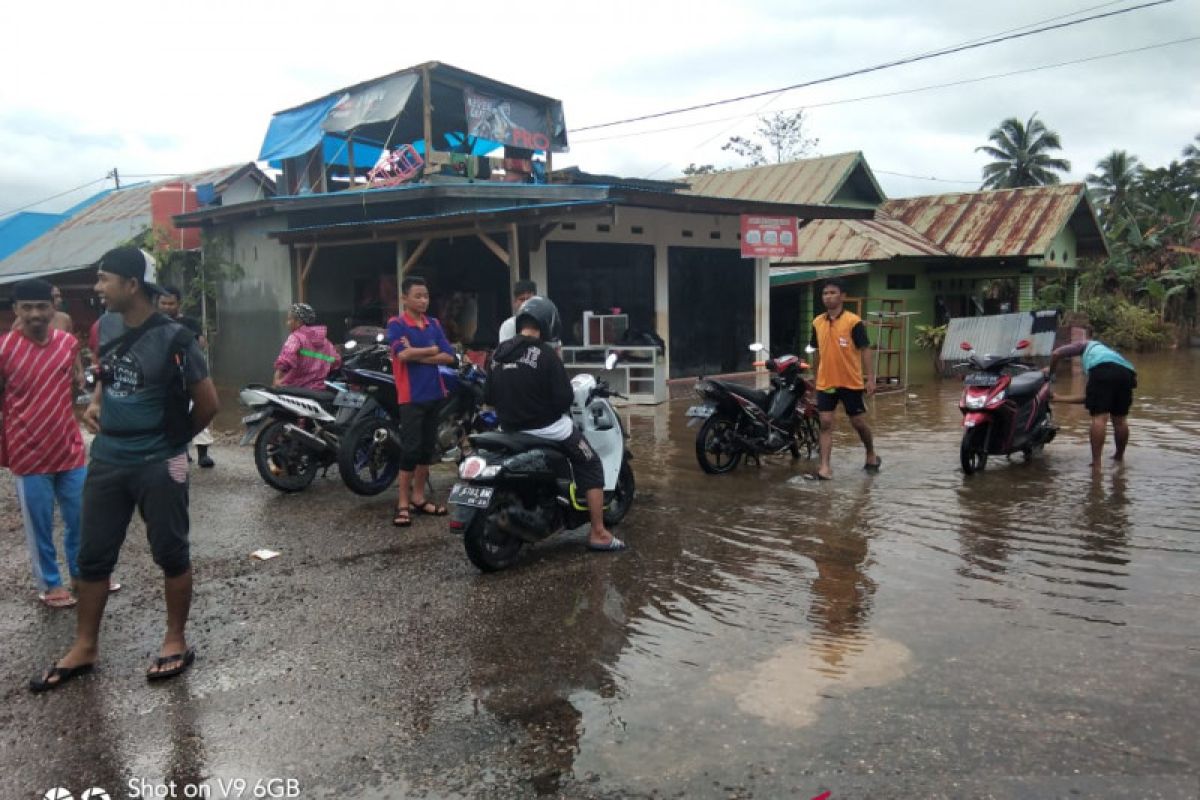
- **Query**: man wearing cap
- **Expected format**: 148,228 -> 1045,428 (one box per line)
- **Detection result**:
10,284 -> 73,334
30,246 -> 219,692
0,279 -> 88,609
273,303 -> 340,389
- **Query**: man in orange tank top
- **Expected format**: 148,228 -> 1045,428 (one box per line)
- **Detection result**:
808,279 -> 881,480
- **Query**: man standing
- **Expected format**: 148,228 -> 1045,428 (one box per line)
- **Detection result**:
159,286 -> 214,468
30,246 -> 219,692
1044,327 -> 1136,468
11,284 -> 73,333
387,276 -> 455,527
808,279 -> 881,480
497,280 -> 537,343
486,296 -> 625,551
0,280 -> 87,608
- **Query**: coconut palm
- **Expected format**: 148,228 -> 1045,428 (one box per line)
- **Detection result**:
976,113 -> 1072,190
1086,150 -> 1142,224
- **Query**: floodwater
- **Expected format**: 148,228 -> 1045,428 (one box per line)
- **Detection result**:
1,350 -> 1197,799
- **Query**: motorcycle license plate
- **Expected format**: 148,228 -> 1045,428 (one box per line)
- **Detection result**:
333,391 -> 366,408
965,373 -> 999,386
448,483 -> 494,509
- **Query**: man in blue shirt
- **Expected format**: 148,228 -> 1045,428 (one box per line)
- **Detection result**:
1045,327 -> 1136,468
387,276 -> 456,527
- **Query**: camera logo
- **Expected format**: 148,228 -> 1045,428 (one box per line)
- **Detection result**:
41,789 -> 109,800
82,790 -> 112,800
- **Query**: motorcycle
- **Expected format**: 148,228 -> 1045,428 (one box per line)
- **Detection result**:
685,342 -> 819,474
447,353 -> 636,573
335,354 -> 495,496
956,338 -> 1057,474
239,337 -> 390,493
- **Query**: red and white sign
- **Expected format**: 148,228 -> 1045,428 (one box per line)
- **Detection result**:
740,215 -> 798,258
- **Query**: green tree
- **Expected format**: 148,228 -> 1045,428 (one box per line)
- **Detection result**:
976,113 -> 1071,189
682,163 -> 719,176
1086,150 -> 1141,225
722,110 -> 819,167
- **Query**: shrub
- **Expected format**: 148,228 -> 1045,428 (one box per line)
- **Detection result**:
1079,297 -> 1171,350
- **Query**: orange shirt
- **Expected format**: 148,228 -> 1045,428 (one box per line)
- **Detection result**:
811,310 -> 870,391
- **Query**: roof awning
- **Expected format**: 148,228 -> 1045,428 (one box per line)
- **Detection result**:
770,262 -> 870,287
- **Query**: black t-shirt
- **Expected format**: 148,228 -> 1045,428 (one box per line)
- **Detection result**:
485,337 -> 574,431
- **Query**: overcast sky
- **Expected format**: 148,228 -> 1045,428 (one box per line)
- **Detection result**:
1,0 -> 1197,218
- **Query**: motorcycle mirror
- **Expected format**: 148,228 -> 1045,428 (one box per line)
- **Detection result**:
1015,339 -> 1030,350
344,340 -> 358,350
748,342 -> 765,353
960,341 -> 972,351
604,352 -> 619,370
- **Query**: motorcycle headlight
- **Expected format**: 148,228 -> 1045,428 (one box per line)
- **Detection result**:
459,456 -> 488,479
985,390 -> 1007,409
965,395 -> 987,409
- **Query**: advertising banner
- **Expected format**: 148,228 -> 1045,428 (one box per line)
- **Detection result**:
464,87 -> 555,152
740,215 -> 799,258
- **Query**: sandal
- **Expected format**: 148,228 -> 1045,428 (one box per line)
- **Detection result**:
147,648 -> 195,681
29,661 -> 94,693
392,506 -> 412,527
38,590 -> 77,609
409,500 -> 448,516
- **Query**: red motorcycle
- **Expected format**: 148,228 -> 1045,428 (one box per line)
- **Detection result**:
957,338 -> 1057,474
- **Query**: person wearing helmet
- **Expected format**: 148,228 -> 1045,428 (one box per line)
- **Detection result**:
273,303 -> 340,389
485,297 -> 627,552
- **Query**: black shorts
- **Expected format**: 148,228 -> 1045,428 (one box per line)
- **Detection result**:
816,388 -> 867,416
562,428 -> 605,492
1085,363 -> 1136,417
398,399 -> 442,470
78,455 -> 191,581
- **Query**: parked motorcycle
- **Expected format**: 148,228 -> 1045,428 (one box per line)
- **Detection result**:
239,337 -> 389,493
447,354 -> 636,573
956,338 -> 1057,474
335,355 -> 494,496
686,342 -> 819,474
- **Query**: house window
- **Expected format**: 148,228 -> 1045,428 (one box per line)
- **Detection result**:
1064,251 -> 1070,263
886,274 -> 916,290
1050,250 -> 1056,262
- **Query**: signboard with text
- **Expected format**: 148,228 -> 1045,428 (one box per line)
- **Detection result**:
740,215 -> 799,258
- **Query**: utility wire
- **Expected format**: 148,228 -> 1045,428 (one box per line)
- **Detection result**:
0,176 -> 110,219
575,35 -> 1199,145
572,0 -> 1175,133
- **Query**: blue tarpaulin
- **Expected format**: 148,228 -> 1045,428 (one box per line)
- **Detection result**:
258,96 -> 342,162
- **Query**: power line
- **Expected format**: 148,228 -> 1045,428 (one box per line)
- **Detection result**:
0,176 -> 110,219
574,35 -> 1199,145
572,0 -> 1175,133
874,170 -> 979,185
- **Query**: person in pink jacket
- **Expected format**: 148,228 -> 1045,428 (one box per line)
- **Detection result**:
273,303 -> 341,389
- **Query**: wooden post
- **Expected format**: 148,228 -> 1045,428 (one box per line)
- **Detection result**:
422,66 -> 434,162
475,228 -> 511,266
297,245 -> 319,303
347,139 -> 356,188
507,223 -> 520,288
401,237 -> 433,273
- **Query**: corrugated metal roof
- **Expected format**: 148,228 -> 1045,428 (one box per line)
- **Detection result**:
780,217 -> 947,264
0,164 -> 271,279
771,262 -> 870,287
679,152 -> 865,205
882,183 -> 1105,259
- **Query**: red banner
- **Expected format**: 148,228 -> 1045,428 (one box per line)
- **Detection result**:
740,215 -> 798,258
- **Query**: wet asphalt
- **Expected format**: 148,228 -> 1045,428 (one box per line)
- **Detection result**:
1,350 -> 1198,800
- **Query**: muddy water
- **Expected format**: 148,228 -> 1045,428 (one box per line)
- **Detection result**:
495,348 -> 1200,796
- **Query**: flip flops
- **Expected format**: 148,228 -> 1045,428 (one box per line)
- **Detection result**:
29,662 -> 94,693
587,536 -> 628,553
37,590 -> 77,609
147,648 -> 195,681
409,500 -> 448,516
864,457 -> 883,473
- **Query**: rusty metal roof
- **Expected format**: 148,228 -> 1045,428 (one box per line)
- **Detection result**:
881,183 -> 1107,259
0,164 -> 273,281
781,217 -> 947,265
679,152 -> 878,205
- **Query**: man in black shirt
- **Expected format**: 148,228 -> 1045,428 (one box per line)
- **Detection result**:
486,297 -> 625,552
159,287 -> 214,468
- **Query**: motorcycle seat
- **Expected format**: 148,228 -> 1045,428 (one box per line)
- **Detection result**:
1007,371 -> 1045,398
272,385 -> 338,404
709,379 -> 769,408
468,431 -> 574,454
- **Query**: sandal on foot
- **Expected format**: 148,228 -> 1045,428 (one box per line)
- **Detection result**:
37,591 -> 77,609
147,648 -> 195,681
587,536 -> 629,552
410,500 -> 448,516
803,472 -> 833,481
392,507 -> 412,527
29,662 -> 94,693
863,457 -> 882,472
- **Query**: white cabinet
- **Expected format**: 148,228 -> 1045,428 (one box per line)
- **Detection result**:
560,345 -> 665,404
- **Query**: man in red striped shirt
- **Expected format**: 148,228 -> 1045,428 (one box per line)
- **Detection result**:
0,279 -> 87,608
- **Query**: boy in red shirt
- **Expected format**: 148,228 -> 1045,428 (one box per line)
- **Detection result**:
0,279 -> 88,608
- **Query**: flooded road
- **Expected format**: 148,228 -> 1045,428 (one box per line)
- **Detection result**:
1,350 -> 1197,799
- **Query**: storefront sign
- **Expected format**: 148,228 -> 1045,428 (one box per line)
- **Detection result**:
740,215 -> 799,258
465,87 -> 553,152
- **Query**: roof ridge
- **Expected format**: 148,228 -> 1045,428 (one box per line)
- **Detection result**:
885,182 -> 1085,205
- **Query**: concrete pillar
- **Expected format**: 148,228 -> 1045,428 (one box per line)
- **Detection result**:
755,257 -> 770,348
655,243 -> 670,376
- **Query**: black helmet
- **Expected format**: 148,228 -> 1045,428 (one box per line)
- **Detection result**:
514,296 -> 561,342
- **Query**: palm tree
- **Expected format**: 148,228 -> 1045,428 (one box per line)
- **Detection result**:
976,113 -> 1072,190
1087,150 -> 1142,224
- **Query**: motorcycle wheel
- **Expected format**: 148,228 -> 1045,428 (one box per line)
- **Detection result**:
337,417 -> 402,496
603,460 -> 636,527
960,425 -> 989,475
254,419 -> 319,493
793,415 -> 819,460
463,510 -> 523,573
695,414 -> 743,475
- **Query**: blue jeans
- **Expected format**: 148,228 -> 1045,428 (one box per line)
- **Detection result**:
14,466 -> 87,592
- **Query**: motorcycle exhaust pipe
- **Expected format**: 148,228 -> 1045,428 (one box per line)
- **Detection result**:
373,426 -> 404,454
283,423 -> 335,455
